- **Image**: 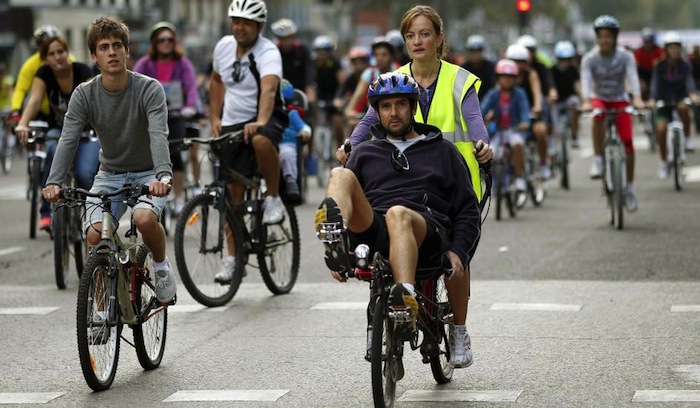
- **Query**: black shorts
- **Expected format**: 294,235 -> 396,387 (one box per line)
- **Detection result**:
348,210 -> 450,274
219,115 -> 285,178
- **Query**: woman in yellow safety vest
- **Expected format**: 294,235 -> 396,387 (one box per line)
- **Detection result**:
346,5 -> 492,201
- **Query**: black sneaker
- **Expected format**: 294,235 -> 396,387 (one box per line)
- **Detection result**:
315,197 -> 351,273
388,284 -> 418,339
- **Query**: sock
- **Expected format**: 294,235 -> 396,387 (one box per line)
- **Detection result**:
152,258 -> 169,271
595,155 -> 603,166
626,183 -> 634,193
401,282 -> 415,296
96,310 -> 109,321
454,324 -> 467,333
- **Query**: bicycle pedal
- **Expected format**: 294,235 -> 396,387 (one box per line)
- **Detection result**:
388,309 -> 412,322
316,222 -> 345,243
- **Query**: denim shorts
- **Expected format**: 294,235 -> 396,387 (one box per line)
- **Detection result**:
83,170 -> 166,232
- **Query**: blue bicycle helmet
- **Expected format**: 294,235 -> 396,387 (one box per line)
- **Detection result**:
368,72 -> 420,109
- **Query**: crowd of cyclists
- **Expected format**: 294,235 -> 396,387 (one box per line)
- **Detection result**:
2,0 -> 700,389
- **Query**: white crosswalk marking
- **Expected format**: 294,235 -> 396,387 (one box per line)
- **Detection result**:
0,184 -> 26,201
162,390 -> 289,402
0,307 -> 60,315
0,392 -> 64,404
633,390 -> 700,402
310,301 -> 366,310
399,390 -> 522,402
685,165 -> 700,183
671,305 -> 700,312
490,303 -> 582,312
0,247 -> 24,257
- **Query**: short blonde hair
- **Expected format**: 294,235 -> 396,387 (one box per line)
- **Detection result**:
399,5 -> 447,59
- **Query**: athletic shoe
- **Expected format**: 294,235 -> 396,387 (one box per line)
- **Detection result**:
315,197 -> 351,273
39,216 -> 52,233
214,256 -> 247,283
262,196 -> 285,224
153,261 -> 177,304
449,325 -> 473,368
625,188 -> 638,213
658,161 -> 669,180
540,165 -> 552,180
685,138 -> 696,152
285,176 -> 301,203
589,160 -> 602,179
388,283 -> 418,338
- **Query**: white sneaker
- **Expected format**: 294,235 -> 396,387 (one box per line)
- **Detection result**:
214,256 -> 235,284
449,325 -> 473,368
174,198 -> 185,215
658,161 -> 669,180
625,188 -> 638,213
540,165 -> 552,180
589,160 -> 602,179
153,260 -> 177,304
685,138 -> 695,152
263,196 -> 285,224
514,177 -> 527,192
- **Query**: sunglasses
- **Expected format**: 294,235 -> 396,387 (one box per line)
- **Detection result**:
391,149 -> 409,172
232,60 -> 245,82
157,37 -> 174,44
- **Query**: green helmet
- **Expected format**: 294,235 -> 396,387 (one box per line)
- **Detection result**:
150,21 -> 176,41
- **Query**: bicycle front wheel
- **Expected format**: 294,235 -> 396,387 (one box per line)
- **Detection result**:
258,202 -> 300,295
53,206 -> 71,289
371,296 -> 398,408
174,194 -> 244,307
133,246 -> 167,370
429,276 -> 454,384
609,150 -> 624,230
673,129 -> 684,191
560,127 -> 570,190
29,159 -> 41,239
76,255 -> 121,391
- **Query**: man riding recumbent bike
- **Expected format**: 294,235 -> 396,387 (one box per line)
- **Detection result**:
314,73 -> 481,408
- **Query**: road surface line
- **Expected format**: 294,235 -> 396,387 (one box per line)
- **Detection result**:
0,247 -> 24,257
671,305 -> 700,312
633,390 -> 700,402
399,390 -> 522,402
490,303 -> 582,312
167,304 -> 207,313
163,390 -> 289,402
310,302 -> 367,310
685,165 -> 700,183
0,307 -> 60,315
673,365 -> 700,383
0,392 -> 64,404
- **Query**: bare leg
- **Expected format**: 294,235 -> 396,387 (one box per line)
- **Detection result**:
251,135 -> 280,196
324,167 -> 374,233
533,121 -> 548,165
512,144 -> 525,177
592,119 -> 605,156
446,268 -> 470,325
626,150 -> 635,184
134,208 -> 166,262
657,120 -> 669,162
385,206 -> 427,284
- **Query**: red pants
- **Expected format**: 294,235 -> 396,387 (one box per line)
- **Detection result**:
591,99 -> 633,153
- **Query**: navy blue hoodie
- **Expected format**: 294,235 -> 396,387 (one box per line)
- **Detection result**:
346,122 -> 481,266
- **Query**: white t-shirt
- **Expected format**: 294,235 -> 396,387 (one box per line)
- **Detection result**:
212,35 -> 282,126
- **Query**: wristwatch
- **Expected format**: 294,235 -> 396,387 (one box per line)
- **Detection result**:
160,176 -> 172,185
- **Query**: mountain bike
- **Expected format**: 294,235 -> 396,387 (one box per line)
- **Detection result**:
585,107 -> 643,230
173,130 -> 300,307
655,100 -> 687,191
25,120 -> 50,239
490,130 -> 517,221
551,106 -> 572,190
318,241 -> 454,408
62,184 -> 171,391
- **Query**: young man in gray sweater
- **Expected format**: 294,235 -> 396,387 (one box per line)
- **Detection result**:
42,17 -> 176,304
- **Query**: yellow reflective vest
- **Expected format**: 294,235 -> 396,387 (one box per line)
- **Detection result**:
397,61 -> 483,200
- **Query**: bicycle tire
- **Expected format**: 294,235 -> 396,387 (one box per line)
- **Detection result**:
29,159 -> 41,239
76,255 -> 121,391
0,130 -> 10,175
561,126 -> 570,190
371,296 -> 397,408
53,206 -> 70,289
673,129 -> 683,191
429,276 -> 454,384
258,202 -> 300,295
133,246 -> 167,370
493,163 -> 503,221
72,205 -> 86,277
174,194 -> 244,307
610,150 -> 624,230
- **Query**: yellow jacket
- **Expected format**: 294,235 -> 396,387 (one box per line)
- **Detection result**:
397,61 -> 484,200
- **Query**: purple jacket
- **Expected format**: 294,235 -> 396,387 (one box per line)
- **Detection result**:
132,56 -> 199,111
346,123 -> 481,266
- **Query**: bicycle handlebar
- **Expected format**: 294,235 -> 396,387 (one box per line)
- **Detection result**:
579,107 -> 647,117
60,184 -> 151,201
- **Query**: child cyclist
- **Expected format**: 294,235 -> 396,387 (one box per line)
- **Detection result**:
480,59 -> 531,203
279,79 -> 311,203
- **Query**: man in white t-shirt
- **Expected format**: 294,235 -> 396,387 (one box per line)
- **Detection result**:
210,0 -> 288,283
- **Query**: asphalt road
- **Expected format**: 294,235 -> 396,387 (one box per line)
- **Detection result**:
1,120 -> 700,407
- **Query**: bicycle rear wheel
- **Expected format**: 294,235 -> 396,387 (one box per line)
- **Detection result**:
72,205 -> 86,276
493,163 -> 503,221
133,246 -> 167,370
258,202 -> 300,295
0,130 -> 11,175
76,255 -> 121,391
672,129 -> 684,191
560,127 -> 570,190
174,194 -> 244,307
53,206 -> 71,289
371,295 -> 399,408
29,159 -> 41,239
429,276 -> 454,384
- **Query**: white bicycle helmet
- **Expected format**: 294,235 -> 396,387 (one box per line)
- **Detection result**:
313,35 -> 335,50
33,25 -> 61,47
386,29 -> 404,47
228,0 -> 267,22
505,44 -> 530,62
517,34 -> 538,48
466,35 -> 485,51
554,41 -> 576,59
662,31 -> 682,46
271,18 -> 297,37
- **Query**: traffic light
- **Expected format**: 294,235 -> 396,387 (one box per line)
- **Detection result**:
516,0 -> 532,13
516,0 -> 531,33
